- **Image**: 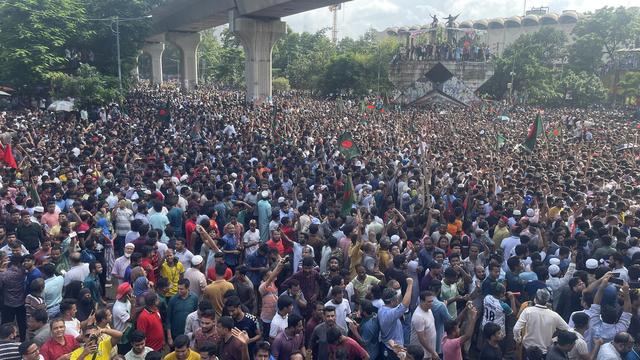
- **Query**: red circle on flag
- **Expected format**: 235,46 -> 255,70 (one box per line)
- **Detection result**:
341,140 -> 353,149
159,109 -> 167,116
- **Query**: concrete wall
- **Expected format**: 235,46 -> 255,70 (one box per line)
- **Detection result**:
389,60 -> 494,92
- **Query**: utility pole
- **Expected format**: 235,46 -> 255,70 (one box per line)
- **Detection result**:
115,17 -> 122,93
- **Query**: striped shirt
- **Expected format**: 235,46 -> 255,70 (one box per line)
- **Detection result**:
0,340 -> 21,360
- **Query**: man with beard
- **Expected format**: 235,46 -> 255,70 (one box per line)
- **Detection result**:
193,310 -> 218,349
309,306 -> 347,360
226,296 -> 261,355
282,257 -> 328,307
111,243 -> 134,289
272,314 -> 306,360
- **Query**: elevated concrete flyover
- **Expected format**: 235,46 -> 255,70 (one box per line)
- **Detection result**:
145,0 -> 349,102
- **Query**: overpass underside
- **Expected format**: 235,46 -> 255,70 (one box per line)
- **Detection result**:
141,0 -> 347,103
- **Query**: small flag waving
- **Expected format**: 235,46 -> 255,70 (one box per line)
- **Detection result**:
341,174 -> 356,216
3,143 -> 17,169
496,134 -> 506,149
157,102 -> 170,122
338,132 -> 361,159
521,113 -> 543,153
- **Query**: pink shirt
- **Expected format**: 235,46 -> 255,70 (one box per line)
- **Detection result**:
442,336 -> 463,360
41,211 -> 60,229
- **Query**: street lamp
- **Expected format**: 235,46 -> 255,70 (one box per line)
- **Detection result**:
108,15 -> 153,93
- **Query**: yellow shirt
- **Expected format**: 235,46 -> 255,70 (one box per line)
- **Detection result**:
164,350 -> 201,360
70,338 -> 113,360
161,261 -> 185,297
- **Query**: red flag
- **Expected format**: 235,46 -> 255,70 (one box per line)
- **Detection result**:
3,143 -> 17,169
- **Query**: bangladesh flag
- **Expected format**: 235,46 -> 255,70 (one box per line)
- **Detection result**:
497,134 -> 506,149
521,113 -> 543,153
341,174 -> 356,216
157,103 -> 170,122
547,127 -> 561,138
338,132 -> 361,159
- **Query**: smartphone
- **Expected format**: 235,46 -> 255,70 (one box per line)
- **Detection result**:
609,277 -> 624,286
611,273 -> 621,278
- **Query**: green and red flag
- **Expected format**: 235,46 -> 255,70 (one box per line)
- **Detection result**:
338,132 -> 361,159
341,174 -> 356,216
157,102 -> 170,122
521,113 -> 543,153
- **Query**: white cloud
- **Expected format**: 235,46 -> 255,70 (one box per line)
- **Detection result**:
283,0 -> 635,39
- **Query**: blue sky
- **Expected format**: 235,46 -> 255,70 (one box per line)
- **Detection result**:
283,0 -> 636,39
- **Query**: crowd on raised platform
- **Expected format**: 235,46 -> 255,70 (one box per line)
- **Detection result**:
0,86 -> 638,360
394,42 -> 492,63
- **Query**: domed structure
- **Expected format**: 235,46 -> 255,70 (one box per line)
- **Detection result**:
505,16 -> 522,27
522,14 -> 539,26
385,27 -> 398,36
397,26 -> 409,35
409,25 -> 420,31
473,19 -> 488,30
540,13 -> 559,25
488,18 -> 504,29
559,11 -> 579,24
458,20 -> 473,28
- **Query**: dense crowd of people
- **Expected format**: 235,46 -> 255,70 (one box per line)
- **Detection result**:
0,84 -> 638,360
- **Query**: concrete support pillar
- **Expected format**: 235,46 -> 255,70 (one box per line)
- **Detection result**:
167,32 -> 201,90
231,16 -> 286,103
142,42 -> 165,85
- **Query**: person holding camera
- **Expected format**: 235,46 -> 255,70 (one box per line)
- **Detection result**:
68,324 -> 121,360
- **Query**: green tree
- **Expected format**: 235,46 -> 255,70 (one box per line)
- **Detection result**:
272,77 -> 291,92
618,71 -> 640,100
482,27 -> 568,104
82,0 -> 158,81
0,0 -> 92,89
51,64 -> 121,110
558,70 -> 607,106
571,6 -> 640,68
214,29 -> 245,88
198,29 -> 222,83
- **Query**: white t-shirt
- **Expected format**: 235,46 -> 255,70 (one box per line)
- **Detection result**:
64,263 -> 90,286
269,312 -> 288,338
112,300 -> 131,332
243,229 -> 261,256
482,295 -> 511,329
64,318 -> 81,338
410,306 -> 436,359
324,299 -> 351,331
596,342 -> 622,360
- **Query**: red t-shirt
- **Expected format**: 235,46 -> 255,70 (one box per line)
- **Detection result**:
207,267 -> 233,282
266,239 -> 286,255
140,258 -> 156,283
137,308 -> 164,351
442,336 -> 463,360
41,335 -> 79,360
329,337 -> 369,360
185,219 -> 197,250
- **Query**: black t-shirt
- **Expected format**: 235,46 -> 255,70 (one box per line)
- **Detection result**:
479,342 -> 502,360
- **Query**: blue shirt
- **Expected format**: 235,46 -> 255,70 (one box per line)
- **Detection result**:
167,207 -> 184,237
246,252 -> 268,286
431,298 -> 453,354
378,303 -> 407,347
361,316 -> 380,360
25,268 -> 43,293
221,234 -> 239,266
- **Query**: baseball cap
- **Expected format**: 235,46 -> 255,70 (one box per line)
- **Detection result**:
116,283 -> 132,300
